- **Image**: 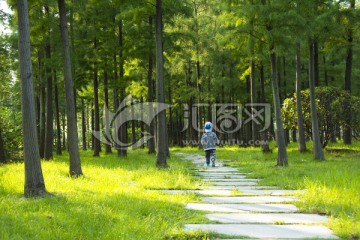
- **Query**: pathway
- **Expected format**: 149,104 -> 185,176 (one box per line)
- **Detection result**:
173,153 -> 338,239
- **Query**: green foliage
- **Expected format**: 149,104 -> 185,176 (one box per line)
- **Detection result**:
282,87 -> 360,147
0,150 -> 210,239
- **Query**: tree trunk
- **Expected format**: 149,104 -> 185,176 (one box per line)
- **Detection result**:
54,71 -> 62,155
17,0 -> 46,197
118,21 -> 127,157
295,41 -> 307,152
314,40 -> 320,87
81,99 -> 87,150
155,0 -> 168,168
44,8 -> 53,160
147,38 -> 156,154
343,0 -> 354,145
308,38 -> 324,160
0,126 -> 6,163
270,49 -> 288,166
39,84 -> 45,158
58,0 -> 83,176
259,63 -> 271,152
93,38 -> 100,157
104,66 -> 112,153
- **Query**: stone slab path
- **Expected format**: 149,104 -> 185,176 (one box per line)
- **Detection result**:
174,153 -> 338,239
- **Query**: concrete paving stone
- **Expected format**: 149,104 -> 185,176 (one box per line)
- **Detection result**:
184,224 -> 338,239
197,172 -> 247,176
206,213 -> 329,224
200,175 -> 249,179
195,167 -> 241,172
202,196 -> 298,204
185,203 -> 299,213
206,186 -> 278,190
161,189 -> 236,196
203,187 -> 302,196
208,181 -> 260,186
203,178 -> 260,182
162,189 -> 302,196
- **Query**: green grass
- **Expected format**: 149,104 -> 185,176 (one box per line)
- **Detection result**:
0,149 -> 212,240
1,143 -> 360,239
173,142 -> 360,239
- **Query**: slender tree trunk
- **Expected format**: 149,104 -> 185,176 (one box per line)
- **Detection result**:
343,0 -> 354,145
308,38 -> 324,160
17,0 -> 46,197
270,49 -> 288,166
104,66 -> 112,153
44,7 -> 53,160
118,21 -> 127,157
39,84 -> 45,158
131,100 -> 136,147
93,38 -> 100,157
54,71 -> 62,155
58,0 -> 83,176
147,33 -> 156,153
0,126 -> 6,163
259,63 -> 270,152
249,0 -> 258,145
314,40 -> 320,87
155,0 -> 168,167
295,41 -> 307,152
81,99 -> 87,150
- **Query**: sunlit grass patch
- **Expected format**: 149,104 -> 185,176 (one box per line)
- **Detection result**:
0,149 -> 206,239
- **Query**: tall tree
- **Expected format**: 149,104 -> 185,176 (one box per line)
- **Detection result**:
343,0 -> 355,145
58,0 -> 83,176
308,38 -> 324,160
44,5 -> 53,160
0,125 -> 6,163
93,38 -> 100,157
295,41 -> 307,152
155,0 -> 168,167
17,0 -> 46,197
54,72 -> 62,155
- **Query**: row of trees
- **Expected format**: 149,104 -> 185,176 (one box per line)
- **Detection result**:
0,0 -> 359,196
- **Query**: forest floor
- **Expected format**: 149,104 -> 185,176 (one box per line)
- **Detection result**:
0,141 -> 359,239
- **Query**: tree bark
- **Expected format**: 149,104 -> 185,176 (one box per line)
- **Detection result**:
259,63 -> 270,152
0,126 -> 6,163
270,49 -> 288,166
295,41 -> 307,152
308,38 -> 324,160
147,38 -> 156,154
44,6 -> 53,160
343,0 -> 354,145
314,40 -> 320,87
155,0 -> 168,168
58,0 -> 83,176
81,99 -> 87,150
39,83 -> 45,158
104,66 -> 112,153
17,0 -> 46,197
93,38 -> 100,157
54,71 -> 62,155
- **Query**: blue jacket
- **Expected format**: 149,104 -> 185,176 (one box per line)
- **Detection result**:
201,132 -> 218,150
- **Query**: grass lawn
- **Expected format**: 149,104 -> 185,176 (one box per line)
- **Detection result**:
1,142 -> 359,239
173,141 -> 360,239
0,149 -> 210,240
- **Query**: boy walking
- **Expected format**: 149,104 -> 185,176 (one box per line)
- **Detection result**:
201,122 -> 218,167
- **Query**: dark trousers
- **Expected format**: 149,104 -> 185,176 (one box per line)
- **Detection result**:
205,149 -> 215,164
